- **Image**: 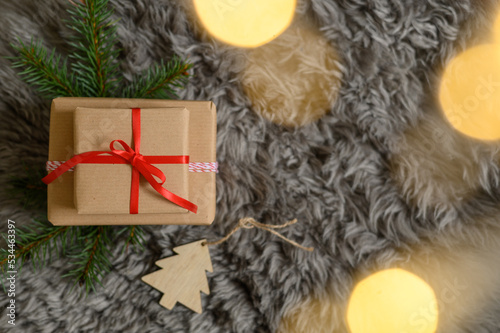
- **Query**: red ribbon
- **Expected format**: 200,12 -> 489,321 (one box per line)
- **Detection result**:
42,108 -> 198,214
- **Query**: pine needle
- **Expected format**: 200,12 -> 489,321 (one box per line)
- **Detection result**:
0,218 -> 71,291
66,0 -> 121,97
10,39 -> 79,98
122,58 -> 192,99
63,226 -> 113,293
6,163 -> 47,211
119,225 -> 146,253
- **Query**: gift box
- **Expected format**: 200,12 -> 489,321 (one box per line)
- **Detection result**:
45,97 -> 217,226
74,107 -> 190,214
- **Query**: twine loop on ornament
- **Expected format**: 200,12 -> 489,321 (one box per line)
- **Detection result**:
202,217 -> 314,252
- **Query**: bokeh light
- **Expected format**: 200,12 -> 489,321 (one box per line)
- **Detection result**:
347,269 -> 438,333
240,19 -> 342,127
494,10 -> 500,43
439,44 -> 500,141
192,0 -> 296,48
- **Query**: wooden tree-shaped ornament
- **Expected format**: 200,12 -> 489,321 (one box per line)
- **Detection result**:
141,240 -> 213,313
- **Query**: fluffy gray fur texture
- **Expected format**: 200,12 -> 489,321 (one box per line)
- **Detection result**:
1,0 -> 500,332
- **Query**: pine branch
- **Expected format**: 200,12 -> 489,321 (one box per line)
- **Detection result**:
0,218 -> 72,277
6,164 -> 47,211
122,58 -> 192,99
67,0 -> 120,97
120,225 -> 146,253
0,221 -> 146,294
10,39 -> 78,98
64,226 -> 112,293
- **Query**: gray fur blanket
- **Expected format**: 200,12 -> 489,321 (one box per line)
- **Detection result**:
1,0 -> 500,332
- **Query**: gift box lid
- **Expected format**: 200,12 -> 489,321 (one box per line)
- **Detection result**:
73,107 -> 190,215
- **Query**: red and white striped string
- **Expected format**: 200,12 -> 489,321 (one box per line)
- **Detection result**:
188,162 -> 219,173
46,161 -> 218,173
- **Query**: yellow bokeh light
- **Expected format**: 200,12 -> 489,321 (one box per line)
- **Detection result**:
494,11 -> 500,43
241,19 -> 342,127
192,0 -> 296,48
439,44 -> 500,140
347,269 -> 438,333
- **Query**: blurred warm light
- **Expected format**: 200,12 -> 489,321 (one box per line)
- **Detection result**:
439,44 -> 500,141
192,0 -> 296,48
494,11 -> 500,43
279,228 -> 500,333
347,269 -> 438,333
241,19 -> 342,127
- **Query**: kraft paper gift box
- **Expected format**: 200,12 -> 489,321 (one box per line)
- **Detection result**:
45,97 -> 217,226
74,107 -> 190,215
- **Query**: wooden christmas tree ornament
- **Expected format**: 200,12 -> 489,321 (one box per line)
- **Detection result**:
142,218 -> 313,313
141,239 -> 213,313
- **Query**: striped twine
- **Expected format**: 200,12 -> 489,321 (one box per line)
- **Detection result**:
46,161 -> 218,173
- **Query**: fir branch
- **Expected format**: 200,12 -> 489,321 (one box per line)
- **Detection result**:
0,218 -> 71,275
122,58 -> 192,99
64,226 -> 112,293
10,39 -> 78,98
67,0 -> 120,97
6,164 -> 47,211
121,225 -> 146,253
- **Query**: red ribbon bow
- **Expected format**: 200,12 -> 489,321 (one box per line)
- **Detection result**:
42,108 -> 198,214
